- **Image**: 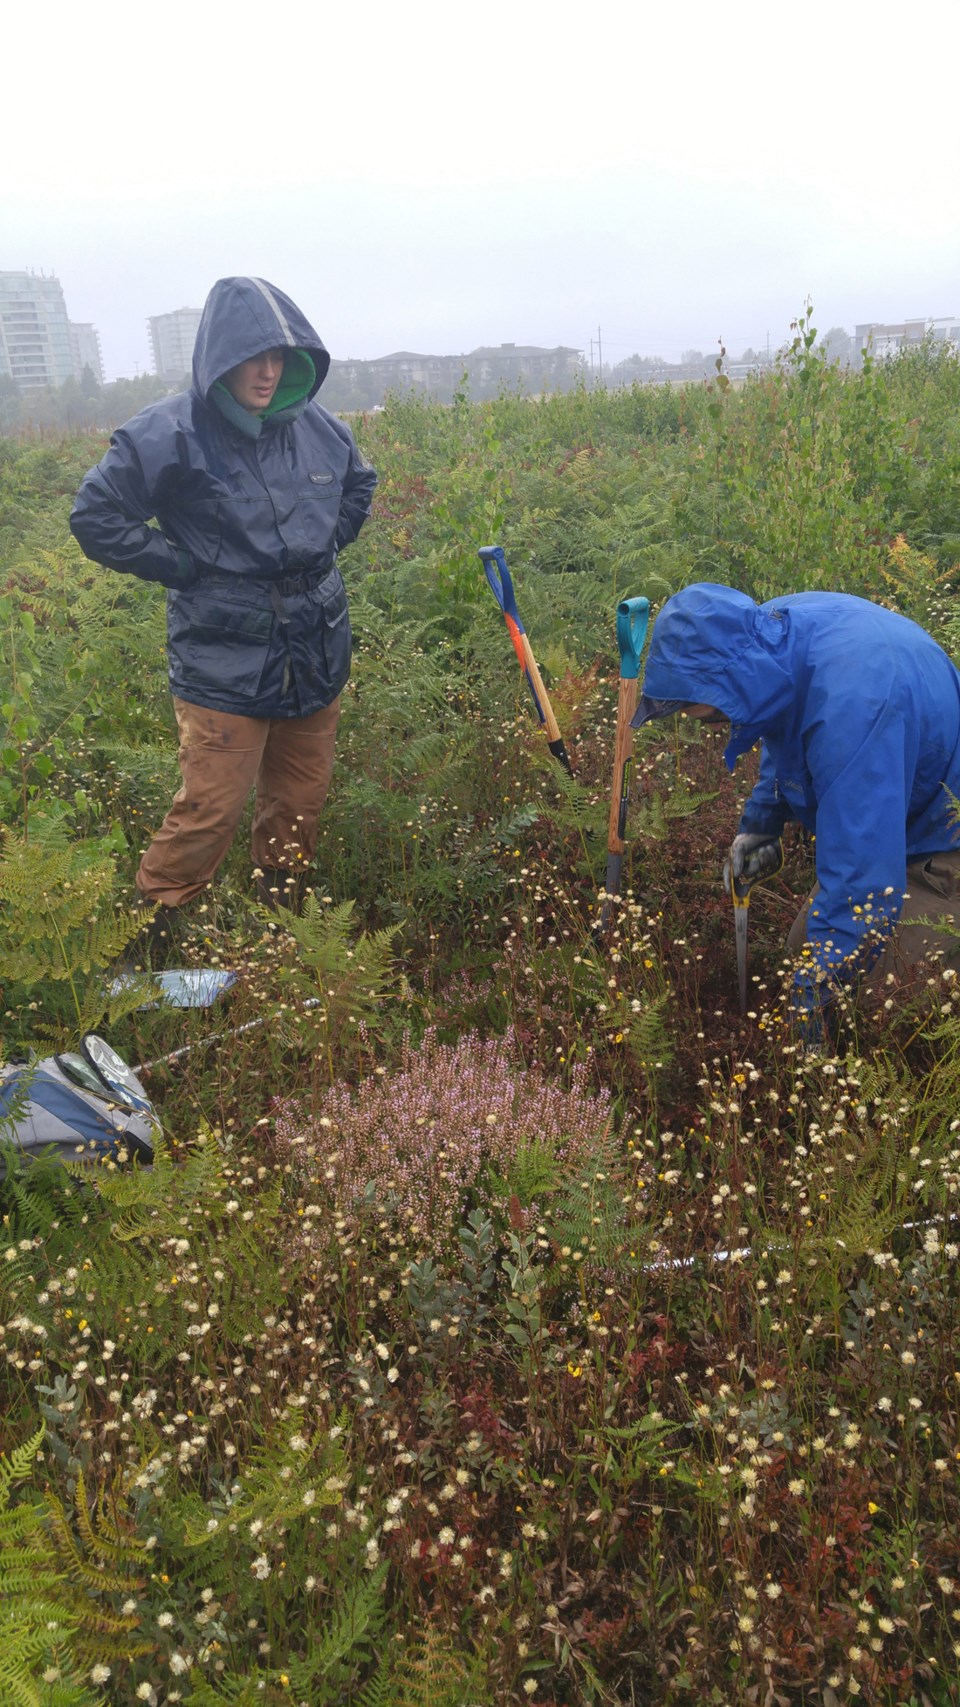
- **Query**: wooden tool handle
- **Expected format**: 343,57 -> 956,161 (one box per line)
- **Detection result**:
520,633 -> 563,746
607,678 -> 639,855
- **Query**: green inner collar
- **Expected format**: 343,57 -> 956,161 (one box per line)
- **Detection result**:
265,349 -> 316,415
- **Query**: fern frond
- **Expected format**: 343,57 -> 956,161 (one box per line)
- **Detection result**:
0,824 -> 146,1044
544,1120 -> 628,1274
44,1500 -> 134,1596
539,760 -> 605,834
180,1415 -> 348,1549
181,1672 -> 270,1705
0,1423 -> 45,1503
634,782 -> 720,842
624,991 -> 674,1074
274,896 -> 404,1054
355,1664 -> 396,1707
283,1563 -> 387,1697
0,1427 -> 97,1707
390,1623 -> 486,1707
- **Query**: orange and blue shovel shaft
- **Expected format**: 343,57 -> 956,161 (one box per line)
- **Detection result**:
601,596 -> 650,929
478,545 -> 572,774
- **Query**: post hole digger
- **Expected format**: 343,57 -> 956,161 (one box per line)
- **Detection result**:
600,596 -> 651,929
478,546 -> 572,775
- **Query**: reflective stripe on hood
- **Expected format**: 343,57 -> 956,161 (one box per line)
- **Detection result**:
191,276 -> 330,402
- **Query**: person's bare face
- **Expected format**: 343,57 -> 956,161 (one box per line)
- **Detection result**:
224,347 -> 286,413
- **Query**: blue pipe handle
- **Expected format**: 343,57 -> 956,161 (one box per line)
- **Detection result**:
478,545 -> 525,632
616,596 -> 650,681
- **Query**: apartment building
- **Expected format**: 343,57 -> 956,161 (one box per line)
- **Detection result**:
69,321 -> 104,385
0,270 -> 77,389
148,307 -> 202,381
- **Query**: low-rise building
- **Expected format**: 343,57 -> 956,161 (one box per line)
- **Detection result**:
324,342 -> 582,410
855,317 -> 960,361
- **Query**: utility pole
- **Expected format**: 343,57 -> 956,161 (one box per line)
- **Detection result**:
589,336 -> 594,384
597,324 -> 603,388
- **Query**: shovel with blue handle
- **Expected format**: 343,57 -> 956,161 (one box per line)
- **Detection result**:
600,596 -> 651,930
479,545 -> 572,774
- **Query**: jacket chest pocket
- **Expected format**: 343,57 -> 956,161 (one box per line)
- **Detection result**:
301,471 -> 343,509
285,480 -> 344,560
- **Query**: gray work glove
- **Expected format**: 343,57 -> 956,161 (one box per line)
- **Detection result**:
723,833 -> 783,895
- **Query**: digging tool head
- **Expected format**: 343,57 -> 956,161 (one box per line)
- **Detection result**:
478,545 -> 523,628
616,596 -> 650,680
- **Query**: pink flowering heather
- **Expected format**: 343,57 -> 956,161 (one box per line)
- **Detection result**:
275,1028 -> 614,1239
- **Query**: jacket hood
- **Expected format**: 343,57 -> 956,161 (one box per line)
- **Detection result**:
640,583 -> 798,766
191,277 -> 330,403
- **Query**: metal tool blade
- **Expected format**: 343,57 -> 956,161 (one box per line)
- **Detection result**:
734,898 -> 750,1014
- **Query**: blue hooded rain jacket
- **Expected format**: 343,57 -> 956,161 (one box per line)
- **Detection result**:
639,583 -> 960,994
70,277 -> 377,718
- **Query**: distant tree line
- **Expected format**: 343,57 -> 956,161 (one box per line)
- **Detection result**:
0,350 -> 584,435
0,326 -> 866,436
0,370 -> 179,438
606,329 -> 855,388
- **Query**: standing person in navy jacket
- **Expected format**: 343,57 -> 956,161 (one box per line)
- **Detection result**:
631,583 -> 960,1036
71,277 -> 377,940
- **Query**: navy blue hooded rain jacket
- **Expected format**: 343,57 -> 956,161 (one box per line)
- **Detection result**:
639,582 -> 960,990
70,277 -> 377,718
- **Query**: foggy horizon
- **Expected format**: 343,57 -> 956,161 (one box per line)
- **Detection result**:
4,0 -> 958,386
11,261 -> 953,388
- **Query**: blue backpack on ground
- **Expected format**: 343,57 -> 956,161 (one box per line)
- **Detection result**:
0,1034 -> 156,1172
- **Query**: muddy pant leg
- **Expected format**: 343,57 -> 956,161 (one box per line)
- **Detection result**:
250,697 -> 341,871
136,700 -> 270,906
866,853 -> 960,986
785,856 -> 960,988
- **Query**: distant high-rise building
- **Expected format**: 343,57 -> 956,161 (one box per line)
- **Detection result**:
69,321 -> 104,385
0,270 -> 77,389
148,307 -> 202,382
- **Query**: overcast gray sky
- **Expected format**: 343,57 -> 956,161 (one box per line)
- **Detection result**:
4,0 -> 958,381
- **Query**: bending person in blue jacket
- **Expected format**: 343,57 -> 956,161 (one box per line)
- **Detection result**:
71,277 -> 377,946
631,583 -> 960,1031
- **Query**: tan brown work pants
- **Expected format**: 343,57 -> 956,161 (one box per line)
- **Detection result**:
786,849 -> 960,990
136,696 -> 341,907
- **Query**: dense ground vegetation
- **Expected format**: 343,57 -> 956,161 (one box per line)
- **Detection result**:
2,325 -> 960,1705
